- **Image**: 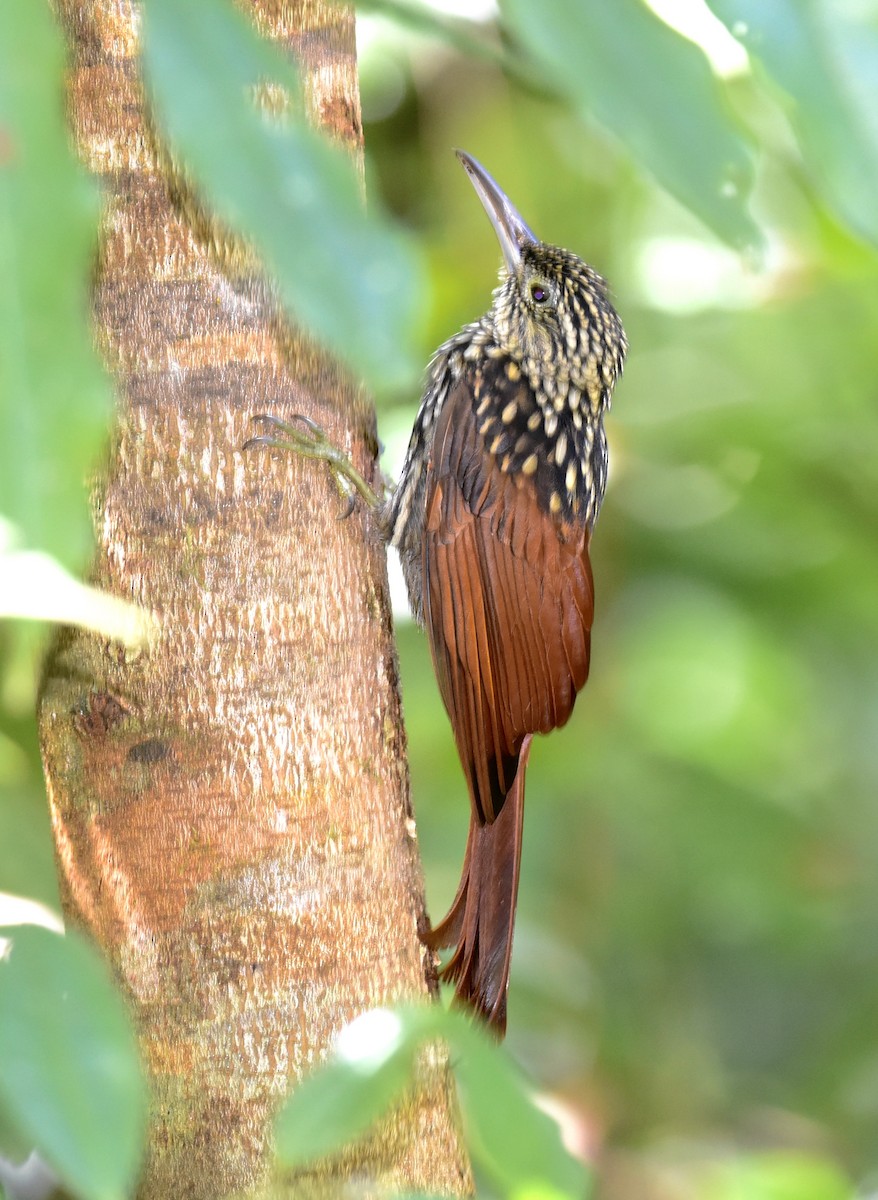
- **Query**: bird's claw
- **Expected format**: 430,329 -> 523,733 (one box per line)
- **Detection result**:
245,413 -> 381,514
337,494 -> 357,521
252,413 -> 323,440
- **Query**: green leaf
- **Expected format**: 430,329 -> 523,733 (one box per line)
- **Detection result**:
500,0 -> 761,252
0,0 -> 111,568
707,0 -> 878,249
0,784 -> 60,913
449,1019 -> 589,1200
0,525 -> 154,649
0,926 -> 146,1200
275,1009 -> 414,1163
275,1005 -> 587,1197
141,0 -> 425,395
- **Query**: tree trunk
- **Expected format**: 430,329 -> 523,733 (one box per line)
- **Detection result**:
38,2 -> 471,1196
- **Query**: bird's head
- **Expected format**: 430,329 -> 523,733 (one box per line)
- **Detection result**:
458,150 -> 627,414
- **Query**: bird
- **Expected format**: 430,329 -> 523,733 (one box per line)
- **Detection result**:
248,150 -> 627,1035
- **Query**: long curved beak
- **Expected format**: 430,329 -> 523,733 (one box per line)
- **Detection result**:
456,150 -> 538,273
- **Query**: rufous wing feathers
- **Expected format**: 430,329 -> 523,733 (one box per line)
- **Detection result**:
422,371 -> 594,1031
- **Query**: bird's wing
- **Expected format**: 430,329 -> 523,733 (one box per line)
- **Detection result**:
423,366 -> 594,825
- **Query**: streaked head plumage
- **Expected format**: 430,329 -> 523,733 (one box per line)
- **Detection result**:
457,150 -> 626,412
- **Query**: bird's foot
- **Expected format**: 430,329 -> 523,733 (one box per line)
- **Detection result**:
244,414 -> 382,515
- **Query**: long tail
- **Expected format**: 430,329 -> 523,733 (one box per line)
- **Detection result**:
425,739 -> 530,1036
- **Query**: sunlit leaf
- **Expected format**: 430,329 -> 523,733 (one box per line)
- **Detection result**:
0,522 -> 154,650
355,0 -> 543,93
275,1005 -> 586,1197
450,1019 -> 589,1199
0,0 -> 111,567
275,1009 -> 413,1162
708,0 -> 878,248
500,0 -> 761,252
276,1056 -> 410,1162
0,927 -> 146,1200
141,0 -> 425,395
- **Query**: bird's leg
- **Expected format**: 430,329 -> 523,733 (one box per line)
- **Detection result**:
244,414 -> 385,515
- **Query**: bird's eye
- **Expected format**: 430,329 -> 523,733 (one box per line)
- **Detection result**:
530,283 -> 548,304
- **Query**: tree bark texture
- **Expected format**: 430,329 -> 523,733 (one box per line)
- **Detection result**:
38,2 -> 471,1196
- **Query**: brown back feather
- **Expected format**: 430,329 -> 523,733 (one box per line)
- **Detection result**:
423,374 -> 594,825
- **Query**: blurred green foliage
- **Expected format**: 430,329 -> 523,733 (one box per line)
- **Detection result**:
142,0 -> 426,396
0,0 -> 110,571
275,1004 -> 588,1197
2,0 -> 878,1195
502,0 -> 761,250
0,927 -> 145,1200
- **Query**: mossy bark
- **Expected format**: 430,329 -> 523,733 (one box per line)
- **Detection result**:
38,2 -> 471,1195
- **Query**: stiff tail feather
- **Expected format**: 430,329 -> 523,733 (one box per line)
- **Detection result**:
425,739 -> 530,1035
